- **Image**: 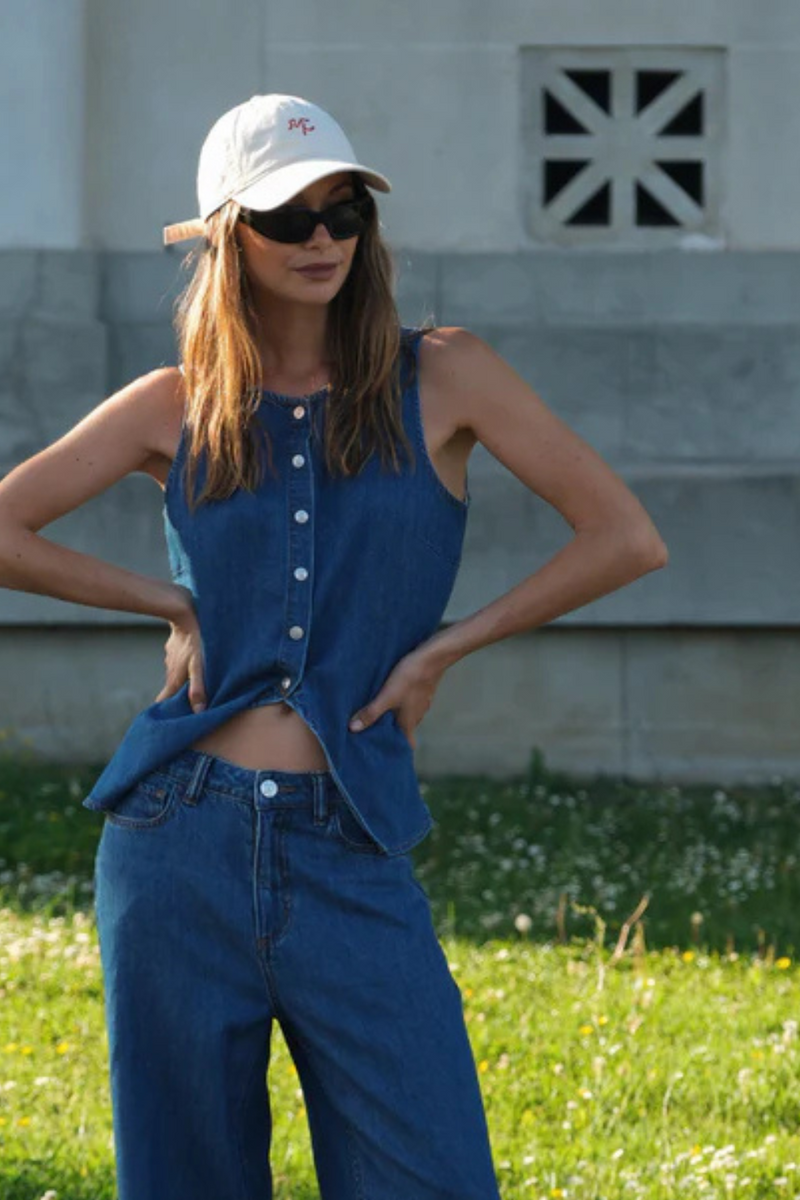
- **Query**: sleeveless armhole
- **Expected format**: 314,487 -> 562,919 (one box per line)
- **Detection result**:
163,364 -> 189,503
405,327 -> 471,511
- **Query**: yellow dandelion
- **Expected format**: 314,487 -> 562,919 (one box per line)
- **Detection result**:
0,1117 -> 6,1126
550,1189 -> 564,1198
598,1015 -> 609,1026
578,1024 -> 594,1035
20,1045 -> 33,1055
478,1059 -> 489,1073
17,1116 -> 31,1127
464,987 -> 474,999
776,957 -> 791,970
55,1041 -> 70,1054
4,1043 -> 18,1053
682,950 -> 695,962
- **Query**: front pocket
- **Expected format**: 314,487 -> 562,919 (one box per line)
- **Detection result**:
103,772 -> 182,830
331,802 -> 383,855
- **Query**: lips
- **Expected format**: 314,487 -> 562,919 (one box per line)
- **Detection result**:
296,263 -> 338,278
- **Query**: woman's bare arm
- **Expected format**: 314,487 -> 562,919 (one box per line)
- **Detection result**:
0,367 -> 191,624
416,327 -> 669,670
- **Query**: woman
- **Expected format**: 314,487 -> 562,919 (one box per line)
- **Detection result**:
0,94 -> 667,1198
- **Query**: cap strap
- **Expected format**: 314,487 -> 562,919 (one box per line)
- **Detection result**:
163,218 -> 206,246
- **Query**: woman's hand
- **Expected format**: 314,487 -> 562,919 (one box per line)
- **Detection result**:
154,585 -> 208,713
348,642 -> 449,749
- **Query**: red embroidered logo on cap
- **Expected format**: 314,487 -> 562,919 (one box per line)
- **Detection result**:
288,118 -> 316,136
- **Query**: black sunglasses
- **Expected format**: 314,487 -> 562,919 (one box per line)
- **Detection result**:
238,188 -> 374,244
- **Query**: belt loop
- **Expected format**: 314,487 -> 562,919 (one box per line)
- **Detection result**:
312,773 -> 328,825
183,752 -> 213,807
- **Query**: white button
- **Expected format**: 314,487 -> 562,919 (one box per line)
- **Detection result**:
292,454 -> 305,468
259,779 -> 279,798
281,676 -> 292,690
289,625 -> 304,640
294,509 -> 309,523
293,405 -> 305,419
294,566 -> 308,581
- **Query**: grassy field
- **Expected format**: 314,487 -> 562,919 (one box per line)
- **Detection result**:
1,746 -> 799,1199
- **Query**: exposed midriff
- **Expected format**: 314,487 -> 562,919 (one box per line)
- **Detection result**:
189,702 -> 330,770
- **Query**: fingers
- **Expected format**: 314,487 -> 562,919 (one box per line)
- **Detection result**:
348,701 -> 416,747
155,640 -> 207,712
349,701 -> 380,731
187,649 -> 207,712
153,670 -> 186,705
154,675 -> 206,711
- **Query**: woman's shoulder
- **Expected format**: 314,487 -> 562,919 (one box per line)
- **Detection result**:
131,367 -> 187,487
406,324 -> 483,402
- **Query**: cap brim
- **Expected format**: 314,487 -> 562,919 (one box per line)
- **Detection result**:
162,158 -> 392,245
232,159 -> 391,212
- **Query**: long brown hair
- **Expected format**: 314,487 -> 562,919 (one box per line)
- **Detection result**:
171,174 -> 430,511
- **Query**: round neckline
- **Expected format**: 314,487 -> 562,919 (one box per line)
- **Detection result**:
260,384 -> 332,404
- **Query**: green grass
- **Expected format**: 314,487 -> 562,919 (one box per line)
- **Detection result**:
1,746 -> 800,1199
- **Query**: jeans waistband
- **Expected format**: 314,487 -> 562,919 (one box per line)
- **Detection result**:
160,746 -> 340,810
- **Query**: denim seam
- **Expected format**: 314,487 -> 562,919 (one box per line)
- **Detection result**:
331,807 -> 383,855
344,1115 -> 367,1200
379,814 -> 436,857
269,814 -> 293,950
234,1029 -> 271,1200
102,779 -> 183,831
160,767 -> 325,807
280,1022 -> 368,1200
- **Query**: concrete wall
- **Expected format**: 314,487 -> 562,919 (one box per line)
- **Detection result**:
1,0 -> 799,781
75,0 -> 800,253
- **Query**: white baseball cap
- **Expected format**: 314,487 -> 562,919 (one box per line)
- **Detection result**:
163,93 -> 392,246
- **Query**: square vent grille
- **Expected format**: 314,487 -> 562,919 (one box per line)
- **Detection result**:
521,47 -> 725,246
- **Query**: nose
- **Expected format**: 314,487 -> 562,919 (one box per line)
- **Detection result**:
306,220 -> 334,245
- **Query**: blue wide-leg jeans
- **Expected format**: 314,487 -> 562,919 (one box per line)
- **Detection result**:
92,747 -> 502,1200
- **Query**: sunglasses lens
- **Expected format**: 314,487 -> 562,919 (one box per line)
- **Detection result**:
241,193 -> 373,243
262,211 -> 315,242
327,197 -> 371,238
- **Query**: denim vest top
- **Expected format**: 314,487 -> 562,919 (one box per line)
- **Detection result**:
81,325 -> 470,855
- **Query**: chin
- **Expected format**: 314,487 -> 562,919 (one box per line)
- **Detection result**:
291,279 -> 346,301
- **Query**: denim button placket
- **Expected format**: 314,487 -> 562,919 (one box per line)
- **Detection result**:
281,400 -> 313,682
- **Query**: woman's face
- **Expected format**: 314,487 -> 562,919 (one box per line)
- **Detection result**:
235,171 -> 362,306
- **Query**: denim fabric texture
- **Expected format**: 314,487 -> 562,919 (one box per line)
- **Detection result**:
82,326 -> 470,856
93,747 -> 503,1199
